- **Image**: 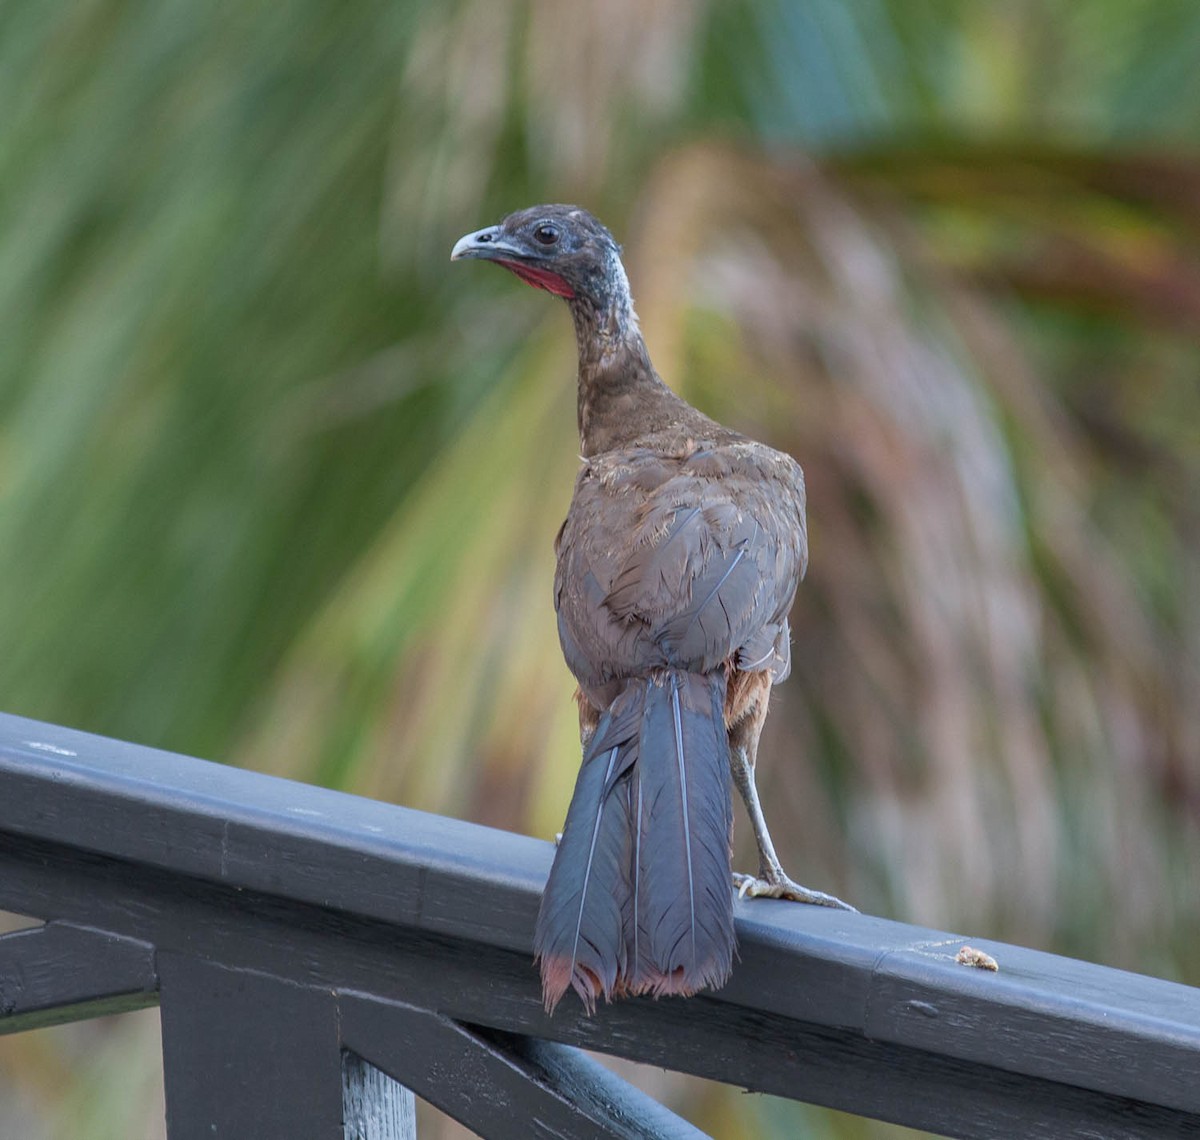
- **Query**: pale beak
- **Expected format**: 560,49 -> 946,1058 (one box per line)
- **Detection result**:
450,225 -> 525,262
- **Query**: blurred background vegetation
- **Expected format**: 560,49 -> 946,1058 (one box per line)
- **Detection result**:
1,0 -> 1198,1136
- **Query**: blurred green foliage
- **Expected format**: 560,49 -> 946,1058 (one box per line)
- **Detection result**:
1,1 -> 1198,1137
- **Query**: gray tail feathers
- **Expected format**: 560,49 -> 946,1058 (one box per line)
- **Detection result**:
534,670 -> 735,1013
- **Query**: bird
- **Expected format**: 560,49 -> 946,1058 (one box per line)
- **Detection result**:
451,205 -> 853,1014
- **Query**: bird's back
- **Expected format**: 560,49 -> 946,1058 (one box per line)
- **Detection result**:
555,429 -> 808,710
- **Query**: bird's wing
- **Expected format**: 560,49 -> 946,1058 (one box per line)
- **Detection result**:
555,441 -> 807,692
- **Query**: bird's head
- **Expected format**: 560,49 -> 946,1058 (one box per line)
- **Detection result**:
451,205 -> 628,309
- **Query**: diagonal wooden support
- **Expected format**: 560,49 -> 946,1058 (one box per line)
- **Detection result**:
0,920 -> 156,1034
339,991 -> 708,1140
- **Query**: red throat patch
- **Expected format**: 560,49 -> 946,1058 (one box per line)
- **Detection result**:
497,259 -> 576,299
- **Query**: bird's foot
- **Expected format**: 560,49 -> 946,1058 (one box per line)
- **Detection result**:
733,871 -> 857,912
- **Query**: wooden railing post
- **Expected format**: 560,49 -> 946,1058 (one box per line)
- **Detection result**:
158,954 -> 346,1138
342,1053 -> 417,1140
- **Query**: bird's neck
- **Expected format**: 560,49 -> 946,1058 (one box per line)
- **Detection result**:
569,290 -> 692,458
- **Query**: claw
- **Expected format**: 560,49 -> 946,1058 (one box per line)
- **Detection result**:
732,871 -> 857,912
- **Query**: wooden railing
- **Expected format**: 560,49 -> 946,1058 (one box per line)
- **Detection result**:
1,710 -> 1198,1139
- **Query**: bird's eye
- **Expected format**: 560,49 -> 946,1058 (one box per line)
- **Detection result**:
533,223 -> 560,246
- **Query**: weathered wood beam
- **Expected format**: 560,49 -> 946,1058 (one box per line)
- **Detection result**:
1,711 -> 1198,1139
342,1053 -> 416,1140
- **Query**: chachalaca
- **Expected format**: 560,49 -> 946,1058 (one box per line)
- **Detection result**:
452,205 -> 853,1013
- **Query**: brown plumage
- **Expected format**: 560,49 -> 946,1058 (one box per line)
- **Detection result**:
452,205 -> 853,1013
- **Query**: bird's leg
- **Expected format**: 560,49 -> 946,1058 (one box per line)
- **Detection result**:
729,746 -> 854,909
727,695 -> 856,911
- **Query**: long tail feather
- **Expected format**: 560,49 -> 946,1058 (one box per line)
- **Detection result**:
627,670 -> 734,996
534,686 -> 640,1012
536,670 -> 735,1011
